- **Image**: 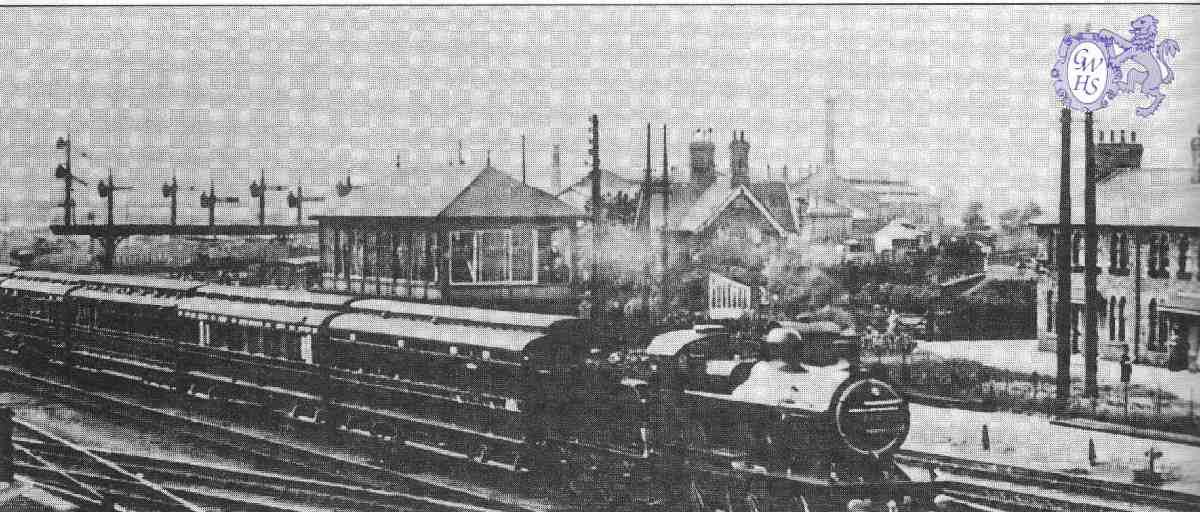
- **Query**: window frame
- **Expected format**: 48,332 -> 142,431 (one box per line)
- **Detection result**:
449,228 -> 539,285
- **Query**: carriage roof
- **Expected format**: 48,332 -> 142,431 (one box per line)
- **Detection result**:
71,288 -> 182,309
196,284 -> 356,308
0,277 -> 77,298
328,313 -> 549,353
349,298 -> 579,332
75,274 -> 205,292
178,296 -> 338,330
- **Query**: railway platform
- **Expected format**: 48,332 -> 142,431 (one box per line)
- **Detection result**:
905,403 -> 1200,497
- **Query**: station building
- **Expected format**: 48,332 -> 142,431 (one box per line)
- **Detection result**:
312,162 -> 586,311
1033,128 -> 1200,370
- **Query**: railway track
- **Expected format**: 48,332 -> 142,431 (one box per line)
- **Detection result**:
13,437 -> 501,512
0,363 -> 561,512
896,450 -> 1200,512
9,337 -> 1200,512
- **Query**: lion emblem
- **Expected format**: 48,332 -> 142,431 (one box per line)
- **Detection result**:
1099,15 -> 1181,117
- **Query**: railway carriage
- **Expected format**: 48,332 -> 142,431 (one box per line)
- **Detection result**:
0,268 -> 942,510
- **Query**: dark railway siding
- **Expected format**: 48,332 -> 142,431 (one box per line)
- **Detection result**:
13,438 -> 507,512
0,363 -> 561,512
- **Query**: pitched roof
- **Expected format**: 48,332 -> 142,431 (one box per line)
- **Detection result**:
1032,167 -> 1199,228
675,181 -> 799,235
440,165 -> 585,218
318,165 -> 584,220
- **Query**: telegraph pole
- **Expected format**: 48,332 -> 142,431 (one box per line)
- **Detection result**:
162,172 -> 178,226
660,125 -> 671,302
589,114 -> 603,327
642,123 -> 652,341
1084,112 -> 1099,398
1056,107 -> 1074,413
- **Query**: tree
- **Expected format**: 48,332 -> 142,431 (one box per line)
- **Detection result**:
764,251 -> 846,318
998,200 -> 1044,235
961,200 -> 988,230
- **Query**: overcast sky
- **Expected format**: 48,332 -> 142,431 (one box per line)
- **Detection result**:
0,5 -> 1196,226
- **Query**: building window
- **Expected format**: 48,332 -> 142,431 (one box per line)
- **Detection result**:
1109,233 -> 1119,270
1046,231 -> 1056,265
512,227 -> 534,282
1113,233 -> 1123,270
450,228 -> 538,284
1071,231 -> 1083,269
1046,291 -> 1054,333
1179,235 -> 1192,279
537,226 -> 570,284
1148,299 -> 1160,351
1118,297 -> 1126,344
1108,296 -> 1116,341
479,230 -> 511,282
376,231 -> 392,281
451,231 -> 477,283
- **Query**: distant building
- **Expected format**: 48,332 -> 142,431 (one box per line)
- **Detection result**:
873,218 -> 932,257
313,162 -> 586,310
1033,129 -> 1200,370
638,130 -> 802,271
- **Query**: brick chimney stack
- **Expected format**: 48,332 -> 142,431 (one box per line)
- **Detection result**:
689,128 -> 715,189
729,130 -> 750,188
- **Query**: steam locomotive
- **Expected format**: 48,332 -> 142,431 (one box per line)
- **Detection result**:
0,268 -> 939,511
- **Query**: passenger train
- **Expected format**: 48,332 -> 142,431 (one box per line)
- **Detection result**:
0,267 -> 940,511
